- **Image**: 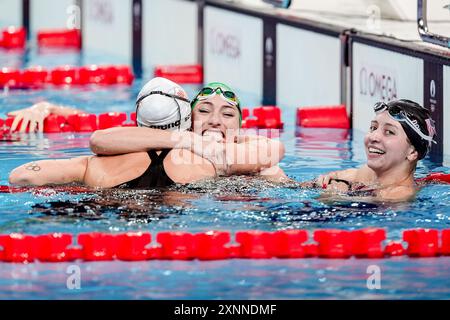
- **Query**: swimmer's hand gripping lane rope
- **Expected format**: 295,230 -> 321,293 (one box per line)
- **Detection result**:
0,228 -> 449,263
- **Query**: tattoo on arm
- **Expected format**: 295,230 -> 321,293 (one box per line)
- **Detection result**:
25,162 -> 41,172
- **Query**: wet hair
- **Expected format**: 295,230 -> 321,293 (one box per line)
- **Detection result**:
386,99 -> 435,160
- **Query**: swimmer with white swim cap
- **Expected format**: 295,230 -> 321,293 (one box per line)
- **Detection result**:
136,77 -> 192,131
89,81 -> 288,181
9,78 -> 286,188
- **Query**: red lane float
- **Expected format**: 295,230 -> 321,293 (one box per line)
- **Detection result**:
0,65 -> 134,89
235,231 -> 274,259
50,65 -> 79,85
114,65 -> 135,85
297,105 -> 350,129
240,106 -> 283,129
441,230 -> 450,255
0,234 -> 35,263
156,232 -> 196,260
98,112 -> 127,130
3,111 -> 137,134
43,115 -> 67,133
78,233 -> 117,261
241,118 -> 259,129
66,113 -> 98,132
417,172 -> 450,184
403,229 -> 439,257
0,27 -> 26,49
253,106 -> 284,129
384,241 -> 406,257
0,68 -> 21,88
35,233 -> 77,262
116,232 -> 152,261
154,64 -> 203,84
79,65 -> 108,85
194,231 -> 231,260
272,230 -> 309,258
314,229 -> 352,259
20,66 -> 49,88
1,228 -> 450,263
5,116 -> 31,133
242,108 -> 250,120
351,228 -> 386,258
37,29 -> 81,49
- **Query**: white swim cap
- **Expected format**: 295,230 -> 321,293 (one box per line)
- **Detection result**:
136,77 -> 191,131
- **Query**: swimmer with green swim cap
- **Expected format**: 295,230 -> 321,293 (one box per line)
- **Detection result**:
191,82 -> 242,127
9,78 -> 288,188
188,81 -> 245,146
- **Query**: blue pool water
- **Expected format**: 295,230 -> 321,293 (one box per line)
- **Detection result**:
1,49 -> 450,300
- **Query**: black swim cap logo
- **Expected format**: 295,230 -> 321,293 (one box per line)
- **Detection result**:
149,120 -> 181,130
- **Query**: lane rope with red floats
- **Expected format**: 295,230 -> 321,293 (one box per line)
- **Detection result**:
0,228 -> 449,263
0,26 -> 81,49
0,65 -> 134,89
0,104 -> 284,134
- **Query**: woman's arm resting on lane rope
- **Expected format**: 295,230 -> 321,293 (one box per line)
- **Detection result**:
9,157 -> 89,186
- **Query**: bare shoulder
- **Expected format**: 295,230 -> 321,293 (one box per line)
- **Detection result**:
354,165 -> 376,182
379,185 -> 416,202
84,152 -> 150,188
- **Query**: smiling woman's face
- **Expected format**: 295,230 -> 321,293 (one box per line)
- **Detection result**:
364,111 -> 418,173
191,94 -> 240,142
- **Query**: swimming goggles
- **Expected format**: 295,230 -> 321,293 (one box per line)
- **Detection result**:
194,87 -> 239,107
373,102 -> 436,144
135,91 -> 190,106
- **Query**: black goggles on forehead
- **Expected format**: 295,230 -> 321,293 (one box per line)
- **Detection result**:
373,102 -> 436,144
136,91 -> 190,106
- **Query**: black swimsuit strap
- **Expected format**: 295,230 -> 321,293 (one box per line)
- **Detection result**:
329,178 -> 377,196
329,178 -> 352,187
148,149 -> 170,164
115,149 -> 175,189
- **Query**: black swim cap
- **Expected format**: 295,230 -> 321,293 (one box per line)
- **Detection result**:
385,99 -> 436,160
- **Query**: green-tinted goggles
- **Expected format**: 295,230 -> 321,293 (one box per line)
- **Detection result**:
195,87 -> 239,107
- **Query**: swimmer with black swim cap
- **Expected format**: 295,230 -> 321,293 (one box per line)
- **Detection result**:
314,99 -> 437,202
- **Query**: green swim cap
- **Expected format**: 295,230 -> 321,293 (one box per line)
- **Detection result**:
191,82 -> 242,126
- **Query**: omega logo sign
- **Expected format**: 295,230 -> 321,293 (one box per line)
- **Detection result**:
430,79 -> 436,98
209,28 -> 241,59
359,67 -> 397,101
